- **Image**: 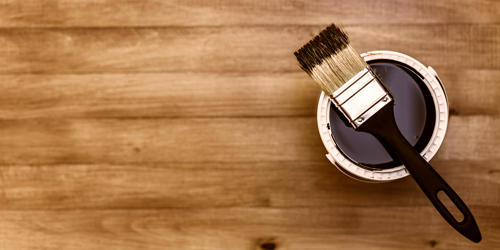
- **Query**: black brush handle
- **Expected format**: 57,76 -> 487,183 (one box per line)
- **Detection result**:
357,100 -> 481,243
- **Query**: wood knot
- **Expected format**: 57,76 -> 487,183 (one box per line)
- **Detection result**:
260,243 -> 276,250
428,240 -> 438,248
256,237 -> 281,250
488,169 -> 500,174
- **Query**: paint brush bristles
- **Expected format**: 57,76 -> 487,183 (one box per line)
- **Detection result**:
294,24 -> 367,96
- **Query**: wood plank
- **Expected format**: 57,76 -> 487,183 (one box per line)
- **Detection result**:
439,69 -> 500,116
0,116 -> 496,165
0,207 -> 498,250
0,25 -> 498,74
0,0 -> 498,28
0,117 -> 323,165
439,115 -> 500,161
0,72 -> 320,119
0,160 -> 496,210
0,72 -> 319,119
0,69 -> 498,119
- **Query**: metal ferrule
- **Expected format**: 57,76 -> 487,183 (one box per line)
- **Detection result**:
330,67 -> 393,128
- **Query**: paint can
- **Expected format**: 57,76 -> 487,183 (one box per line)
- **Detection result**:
317,51 -> 449,182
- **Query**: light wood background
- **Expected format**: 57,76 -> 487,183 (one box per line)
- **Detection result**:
0,0 -> 498,249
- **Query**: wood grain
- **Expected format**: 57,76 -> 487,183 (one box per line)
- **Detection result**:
0,160 -> 496,210
0,0 -> 499,249
440,115 -> 500,161
441,69 -> 500,115
0,0 -> 498,27
0,206 -> 498,250
0,116 -> 497,165
0,69 -> 497,120
0,72 -> 319,119
0,25 -> 498,74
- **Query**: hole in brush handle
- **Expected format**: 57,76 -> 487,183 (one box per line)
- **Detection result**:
437,190 -> 465,223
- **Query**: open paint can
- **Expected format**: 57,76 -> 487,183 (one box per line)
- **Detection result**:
317,51 -> 449,182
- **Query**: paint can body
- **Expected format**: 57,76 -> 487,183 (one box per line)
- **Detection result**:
317,51 -> 449,182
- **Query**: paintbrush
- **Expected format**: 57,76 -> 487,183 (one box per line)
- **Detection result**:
294,23 -> 481,243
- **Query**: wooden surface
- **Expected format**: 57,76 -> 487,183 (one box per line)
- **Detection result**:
0,0 -> 499,249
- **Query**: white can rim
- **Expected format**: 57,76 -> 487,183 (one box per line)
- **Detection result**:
317,51 -> 449,182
